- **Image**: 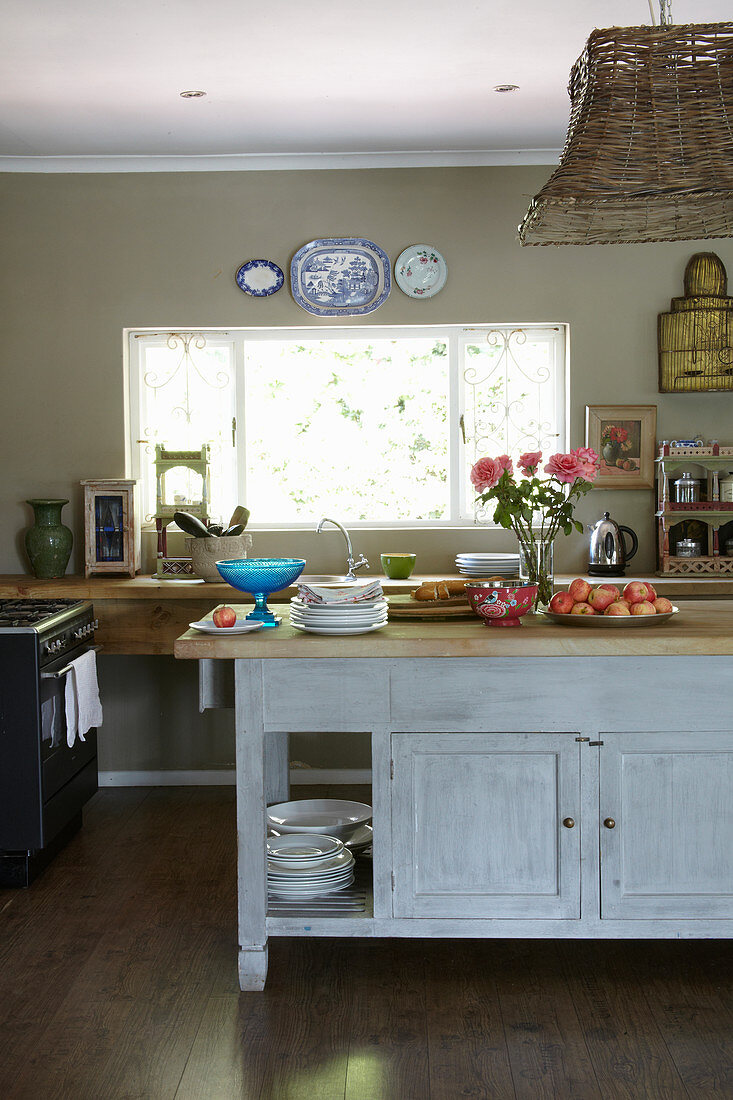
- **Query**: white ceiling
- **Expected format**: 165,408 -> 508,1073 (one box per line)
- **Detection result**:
2,0 -> 731,170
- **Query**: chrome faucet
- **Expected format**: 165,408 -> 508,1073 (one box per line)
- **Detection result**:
316,517 -> 369,579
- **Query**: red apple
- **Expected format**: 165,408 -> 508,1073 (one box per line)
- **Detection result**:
623,580 -> 651,605
653,596 -> 674,613
212,605 -> 237,628
630,600 -> 656,615
568,577 -> 592,603
587,586 -> 616,612
549,591 -> 575,614
605,600 -> 631,616
644,582 -> 657,602
570,601 -> 596,615
597,583 -> 621,601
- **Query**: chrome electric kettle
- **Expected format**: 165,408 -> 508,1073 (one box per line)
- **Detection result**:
587,511 -> 638,577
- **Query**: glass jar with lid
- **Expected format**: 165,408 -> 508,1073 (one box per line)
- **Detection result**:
720,473 -> 733,503
673,470 -> 700,503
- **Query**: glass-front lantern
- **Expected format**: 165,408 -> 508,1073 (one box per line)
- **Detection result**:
81,479 -> 141,577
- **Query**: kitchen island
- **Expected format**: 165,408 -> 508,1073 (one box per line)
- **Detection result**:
174,601 -> 733,990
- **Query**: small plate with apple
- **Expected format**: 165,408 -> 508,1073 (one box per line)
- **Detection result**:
541,579 -> 679,627
190,605 -> 264,634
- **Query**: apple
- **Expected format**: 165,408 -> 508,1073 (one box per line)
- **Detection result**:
630,600 -> 656,615
549,591 -> 575,614
623,580 -> 651,605
597,583 -> 621,601
644,582 -> 658,602
653,596 -> 674,613
568,577 -> 592,602
570,601 -> 596,615
587,586 -> 616,612
213,605 -> 237,628
605,600 -> 631,616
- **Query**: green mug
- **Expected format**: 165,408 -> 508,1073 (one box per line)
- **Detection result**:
380,553 -> 417,579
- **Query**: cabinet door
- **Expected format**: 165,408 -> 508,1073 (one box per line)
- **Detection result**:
391,732 -> 580,919
601,732 -> 733,920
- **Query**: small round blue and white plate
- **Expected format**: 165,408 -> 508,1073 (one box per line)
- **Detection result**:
235,259 -> 284,297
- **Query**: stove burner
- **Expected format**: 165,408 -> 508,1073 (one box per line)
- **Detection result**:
0,598 -> 84,628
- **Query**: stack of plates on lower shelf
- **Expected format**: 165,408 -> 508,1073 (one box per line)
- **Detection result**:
266,833 -> 355,898
289,595 -> 388,635
455,551 -> 520,577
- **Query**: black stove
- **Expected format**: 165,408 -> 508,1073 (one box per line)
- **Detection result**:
0,597 -> 100,886
0,598 -> 86,629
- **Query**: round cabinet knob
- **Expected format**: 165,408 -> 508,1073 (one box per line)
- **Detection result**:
604,817 -> 616,829
562,817 -> 575,829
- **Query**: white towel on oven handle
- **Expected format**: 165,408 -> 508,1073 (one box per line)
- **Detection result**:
65,649 -> 103,747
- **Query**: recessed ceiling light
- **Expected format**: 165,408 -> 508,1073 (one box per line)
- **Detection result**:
494,84 -> 519,93
180,90 -> 206,98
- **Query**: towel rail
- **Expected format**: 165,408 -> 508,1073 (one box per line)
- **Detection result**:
41,645 -> 103,679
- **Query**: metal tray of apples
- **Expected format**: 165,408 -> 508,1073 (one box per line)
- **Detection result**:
541,580 -> 679,627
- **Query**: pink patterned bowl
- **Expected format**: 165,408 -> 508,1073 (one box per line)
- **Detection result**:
465,579 -> 539,627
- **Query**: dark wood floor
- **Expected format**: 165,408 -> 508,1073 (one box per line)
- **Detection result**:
2,785 -> 733,1099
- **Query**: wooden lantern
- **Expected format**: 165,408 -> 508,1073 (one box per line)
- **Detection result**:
81,479 -> 141,578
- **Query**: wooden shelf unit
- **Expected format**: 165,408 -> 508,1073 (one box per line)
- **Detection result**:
656,444 -> 733,575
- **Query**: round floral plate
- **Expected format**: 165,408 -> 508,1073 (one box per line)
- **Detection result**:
235,259 -> 284,297
395,245 -> 447,299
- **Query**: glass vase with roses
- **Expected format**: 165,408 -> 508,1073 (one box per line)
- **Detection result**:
470,449 -> 599,610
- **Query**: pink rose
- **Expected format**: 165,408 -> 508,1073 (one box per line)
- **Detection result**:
572,446 -> 600,482
470,457 -> 505,492
544,452 -> 586,484
496,454 -> 514,477
518,451 -> 542,476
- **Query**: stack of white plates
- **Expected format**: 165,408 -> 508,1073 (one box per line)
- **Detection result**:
289,596 -> 388,635
455,552 -> 520,577
266,833 -> 355,898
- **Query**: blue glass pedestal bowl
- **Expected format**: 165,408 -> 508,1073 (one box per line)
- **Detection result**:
215,558 -> 306,627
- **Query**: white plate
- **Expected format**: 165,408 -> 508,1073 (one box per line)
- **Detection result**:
290,597 -> 388,612
266,833 -> 343,863
395,245 -> 447,299
267,799 -> 372,838
290,613 -> 388,626
291,621 -> 387,636
269,878 -> 354,898
344,823 -> 373,851
189,619 -> 264,634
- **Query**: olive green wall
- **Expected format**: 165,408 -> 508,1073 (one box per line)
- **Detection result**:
1,166 -> 731,776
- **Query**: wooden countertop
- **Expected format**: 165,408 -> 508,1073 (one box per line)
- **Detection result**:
174,600 -> 733,660
2,573 -> 732,599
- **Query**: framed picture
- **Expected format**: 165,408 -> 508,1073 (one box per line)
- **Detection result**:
585,405 -> 657,489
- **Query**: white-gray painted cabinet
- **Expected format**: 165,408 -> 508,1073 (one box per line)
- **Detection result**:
600,731 -> 733,920
174,642 -> 733,990
391,732 -> 581,919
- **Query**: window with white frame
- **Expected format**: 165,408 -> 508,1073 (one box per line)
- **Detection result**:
127,325 -> 567,527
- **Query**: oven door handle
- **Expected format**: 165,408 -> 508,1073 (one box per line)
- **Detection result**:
41,644 -> 103,679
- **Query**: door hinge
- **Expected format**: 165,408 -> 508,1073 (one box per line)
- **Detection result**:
589,740 -> 604,747
231,417 -> 237,446
390,758 -> 394,780
575,737 -> 590,742
391,871 -> 395,892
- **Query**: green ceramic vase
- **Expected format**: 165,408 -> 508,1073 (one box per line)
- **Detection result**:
25,498 -> 73,578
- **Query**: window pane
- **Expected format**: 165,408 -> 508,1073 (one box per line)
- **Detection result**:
135,335 -> 236,522
461,328 -> 565,519
243,337 -> 450,522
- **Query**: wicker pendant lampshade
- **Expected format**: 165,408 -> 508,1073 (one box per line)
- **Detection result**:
519,22 -> 733,246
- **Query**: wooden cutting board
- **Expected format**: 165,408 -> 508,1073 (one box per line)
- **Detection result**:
387,593 -> 476,619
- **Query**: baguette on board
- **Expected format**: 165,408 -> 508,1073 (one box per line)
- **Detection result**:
411,576 -> 506,602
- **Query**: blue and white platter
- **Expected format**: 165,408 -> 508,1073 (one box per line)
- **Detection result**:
290,238 -> 391,316
235,259 -> 284,297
